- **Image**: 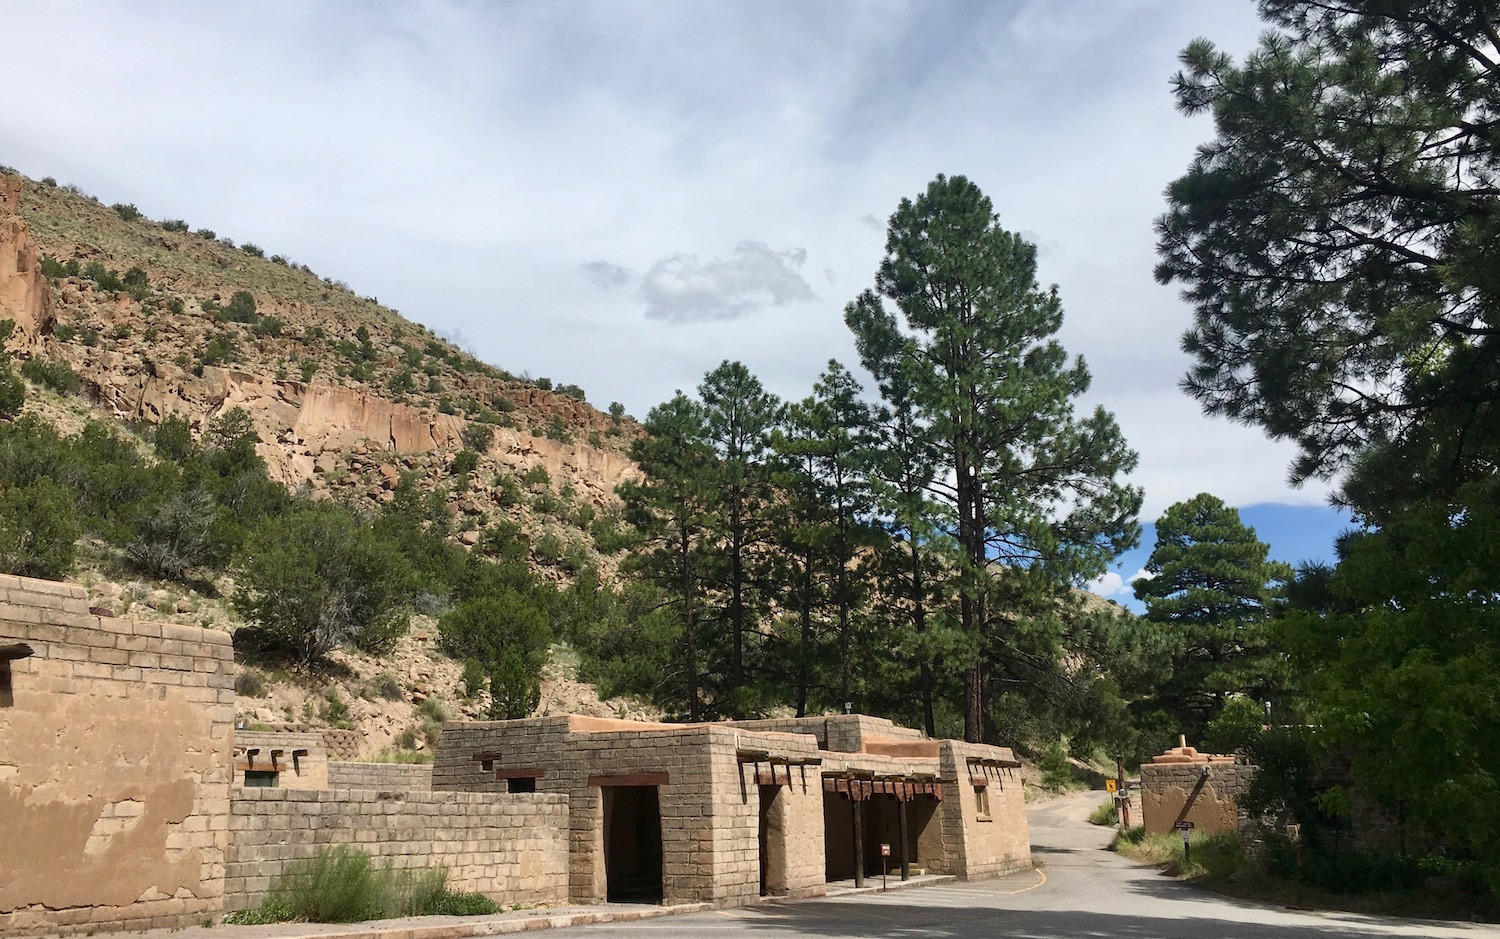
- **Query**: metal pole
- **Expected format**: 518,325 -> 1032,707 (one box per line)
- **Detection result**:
851,795 -> 865,888
897,798 -> 910,881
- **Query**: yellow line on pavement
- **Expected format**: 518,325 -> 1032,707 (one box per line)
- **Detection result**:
1008,868 -> 1047,894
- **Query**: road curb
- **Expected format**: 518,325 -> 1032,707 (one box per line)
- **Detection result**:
208,903 -> 715,939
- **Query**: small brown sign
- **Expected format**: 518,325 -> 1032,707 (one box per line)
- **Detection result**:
880,843 -> 891,857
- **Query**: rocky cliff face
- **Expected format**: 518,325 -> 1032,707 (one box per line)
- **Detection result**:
0,175 -> 55,352
3,170 -> 640,511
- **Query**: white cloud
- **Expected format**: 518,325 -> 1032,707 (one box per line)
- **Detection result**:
1086,567 -> 1154,599
0,1 -> 1312,515
636,241 -> 815,324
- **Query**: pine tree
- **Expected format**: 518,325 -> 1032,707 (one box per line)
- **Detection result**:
618,393 -> 716,718
697,361 -> 782,716
846,174 -> 1142,742
1133,493 -> 1291,742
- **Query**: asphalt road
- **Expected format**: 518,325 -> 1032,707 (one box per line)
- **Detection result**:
555,790 -> 1498,938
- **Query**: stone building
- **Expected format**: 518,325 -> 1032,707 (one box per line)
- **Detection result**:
1,571 -> 1033,933
435,713 -> 1032,907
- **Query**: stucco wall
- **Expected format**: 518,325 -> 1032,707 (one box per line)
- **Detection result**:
225,788 -> 568,910
326,761 -> 433,792
1141,761 -> 1255,836
0,574 -> 235,936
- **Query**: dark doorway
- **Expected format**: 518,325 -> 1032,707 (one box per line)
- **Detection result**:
822,792 -> 856,882
759,784 -> 788,896
602,786 -> 663,903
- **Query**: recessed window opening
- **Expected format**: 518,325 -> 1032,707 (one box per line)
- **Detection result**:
244,770 -> 279,788
508,777 -> 537,793
974,782 -> 990,818
0,660 -> 12,708
0,642 -> 33,708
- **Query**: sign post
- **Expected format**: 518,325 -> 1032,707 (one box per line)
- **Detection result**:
880,843 -> 890,891
1175,820 -> 1195,862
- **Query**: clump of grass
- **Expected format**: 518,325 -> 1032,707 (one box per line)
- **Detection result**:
1111,826 -> 1244,882
222,847 -> 492,924
1088,800 -> 1119,826
367,672 -> 404,701
234,668 -> 267,697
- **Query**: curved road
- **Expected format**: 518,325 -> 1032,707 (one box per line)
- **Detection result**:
559,789 -> 1497,938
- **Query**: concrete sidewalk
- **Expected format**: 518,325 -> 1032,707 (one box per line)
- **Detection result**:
78,901 -> 712,939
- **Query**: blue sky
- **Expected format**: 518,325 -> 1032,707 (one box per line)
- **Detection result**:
0,2 -> 1346,598
1088,503 -> 1357,612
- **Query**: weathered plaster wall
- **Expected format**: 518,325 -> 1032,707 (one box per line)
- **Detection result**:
326,761 -> 433,792
225,788 -> 568,910
0,574 -> 235,936
1141,761 -> 1255,836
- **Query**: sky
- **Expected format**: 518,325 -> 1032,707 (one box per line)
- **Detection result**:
0,1 -> 1350,601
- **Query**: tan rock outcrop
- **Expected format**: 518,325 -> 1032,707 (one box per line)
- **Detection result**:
0,175 -> 55,353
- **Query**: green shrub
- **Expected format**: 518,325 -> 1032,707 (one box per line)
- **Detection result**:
1088,801 -> 1119,826
40,255 -> 68,279
20,356 -> 80,395
491,394 -> 516,413
161,218 -> 189,232
544,415 -> 571,442
200,330 -> 242,367
0,363 -> 22,420
521,464 -> 550,487
461,423 -> 494,453
0,477 -> 81,579
235,669 -> 267,697
461,659 -> 486,699
300,359 -> 319,382
414,697 -> 450,724
451,449 -> 478,478
195,228 -> 216,240
608,401 -> 625,423
589,510 -> 634,554
253,316 -> 285,338
556,382 -> 586,401
223,290 -> 257,324
112,202 -> 141,222
241,243 -> 265,258
369,672 -> 403,701
323,688 -> 350,725
1038,740 -> 1074,791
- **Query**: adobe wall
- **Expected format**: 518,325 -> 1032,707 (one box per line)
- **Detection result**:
225,788 -> 568,910
326,761 -> 433,792
0,574 -> 235,936
937,742 -> 1031,878
232,730 -> 327,789
1141,761 -> 1255,836
725,715 -> 927,752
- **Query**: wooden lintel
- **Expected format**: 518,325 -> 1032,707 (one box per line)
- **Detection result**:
588,772 -> 669,787
494,767 -> 545,780
736,748 -> 771,763
471,751 -> 503,770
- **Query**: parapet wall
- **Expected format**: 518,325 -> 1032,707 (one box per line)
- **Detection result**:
327,761 -> 433,792
0,574 -> 235,936
225,788 -> 568,910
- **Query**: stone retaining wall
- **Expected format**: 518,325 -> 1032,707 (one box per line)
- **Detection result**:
1141,760 -> 1256,836
326,761 -> 433,792
225,788 -> 568,910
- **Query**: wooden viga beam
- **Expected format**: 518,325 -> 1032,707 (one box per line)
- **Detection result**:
821,773 -> 945,802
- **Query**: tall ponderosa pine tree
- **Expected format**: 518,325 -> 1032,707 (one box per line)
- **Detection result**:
618,392 -> 715,718
1132,493 -> 1290,742
770,361 -> 878,714
698,361 -> 782,717
847,174 -> 1142,743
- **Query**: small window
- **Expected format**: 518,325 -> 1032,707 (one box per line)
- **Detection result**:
508,777 -> 537,794
0,660 -> 11,708
974,783 -> 990,818
244,770 -> 279,788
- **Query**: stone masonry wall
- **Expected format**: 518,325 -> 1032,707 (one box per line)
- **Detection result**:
0,574 -> 235,936
225,788 -> 568,910
326,761 -> 433,792
1141,761 -> 1256,836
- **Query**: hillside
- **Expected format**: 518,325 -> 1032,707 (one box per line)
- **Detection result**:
0,167 -> 660,752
